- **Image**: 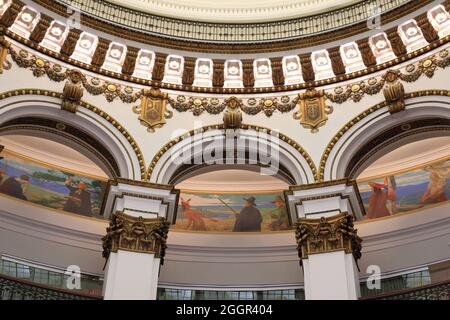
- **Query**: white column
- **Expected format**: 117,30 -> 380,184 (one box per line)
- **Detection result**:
303,250 -> 360,300
287,179 -> 364,300
103,251 -> 161,300
101,179 -> 179,300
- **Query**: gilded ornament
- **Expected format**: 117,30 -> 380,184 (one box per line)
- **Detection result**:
263,99 -> 274,107
422,59 -> 433,68
351,84 -> 360,92
91,78 -> 100,85
35,59 -> 45,68
406,64 -> 415,73
281,95 -> 290,103
102,212 -> 170,264
294,88 -> 333,133
107,84 -> 117,92
439,50 -> 449,58
247,98 -> 257,105
193,98 -> 203,107
295,213 -> 362,267
132,88 -> 173,133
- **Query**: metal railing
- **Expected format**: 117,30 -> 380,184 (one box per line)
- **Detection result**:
0,274 -> 102,300
56,0 -> 411,43
362,280 -> 450,300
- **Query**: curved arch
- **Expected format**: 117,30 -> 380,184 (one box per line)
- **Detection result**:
147,124 -> 317,185
320,90 -> 450,181
0,89 -> 146,180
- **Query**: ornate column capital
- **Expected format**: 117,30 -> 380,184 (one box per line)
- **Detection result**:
102,211 -> 170,264
295,212 -> 362,266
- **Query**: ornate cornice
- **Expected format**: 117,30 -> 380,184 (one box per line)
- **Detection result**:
0,89 -> 147,180
294,212 -> 362,266
102,211 -> 170,264
2,30 -> 449,99
319,90 -> 450,181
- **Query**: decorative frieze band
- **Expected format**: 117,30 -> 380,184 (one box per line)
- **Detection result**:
294,213 -> 362,266
102,211 -> 170,264
1,39 -> 450,136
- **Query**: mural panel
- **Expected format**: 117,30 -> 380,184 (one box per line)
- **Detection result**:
173,191 -> 291,232
0,151 -> 107,217
358,159 -> 450,219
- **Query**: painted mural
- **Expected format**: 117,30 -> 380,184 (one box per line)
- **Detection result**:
173,191 -> 292,232
0,151 -> 107,217
357,159 -> 450,219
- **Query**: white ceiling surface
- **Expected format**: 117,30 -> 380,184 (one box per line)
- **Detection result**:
176,169 -> 290,191
0,135 -> 108,178
106,0 -> 361,23
358,136 -> 450,179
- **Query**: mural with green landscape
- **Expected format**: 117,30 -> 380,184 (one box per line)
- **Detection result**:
0,151 -> 107,217
173,191 -> 291,232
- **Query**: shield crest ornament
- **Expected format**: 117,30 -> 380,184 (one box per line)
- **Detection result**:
294,89 -> 333,133
133,88 -> 173,132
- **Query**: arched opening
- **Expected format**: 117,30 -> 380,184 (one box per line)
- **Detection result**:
0,93 -> 145,180
147,125 -> 317,185
321,94 -> 450,181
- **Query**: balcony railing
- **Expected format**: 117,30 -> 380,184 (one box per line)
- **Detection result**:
0,274 -> 102,300
361,280 -> 450,300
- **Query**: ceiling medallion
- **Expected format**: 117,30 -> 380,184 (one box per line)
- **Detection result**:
294,89 -> 333,133
132,88 -> 173,133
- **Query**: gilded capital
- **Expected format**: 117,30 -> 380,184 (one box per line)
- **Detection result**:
102,212 -> 170,264
294,213 -> 362,266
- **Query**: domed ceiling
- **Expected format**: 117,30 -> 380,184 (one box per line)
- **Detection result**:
106,0 -> 361,23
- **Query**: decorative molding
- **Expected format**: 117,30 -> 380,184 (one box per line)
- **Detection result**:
0,89 -> 147,180
319,90 -> 450,181
0,36 -> 11,74
383,71 -> 406,114
102,211 -> 170,264
294,212 -> 362,266
61,80 -> 83,113
2,29 -> 450,94
146,124 -> 318,181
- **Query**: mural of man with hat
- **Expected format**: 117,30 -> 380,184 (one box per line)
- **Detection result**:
64,175 -> 92,216
233,196 -> 263,232
269,195 -> 290,231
